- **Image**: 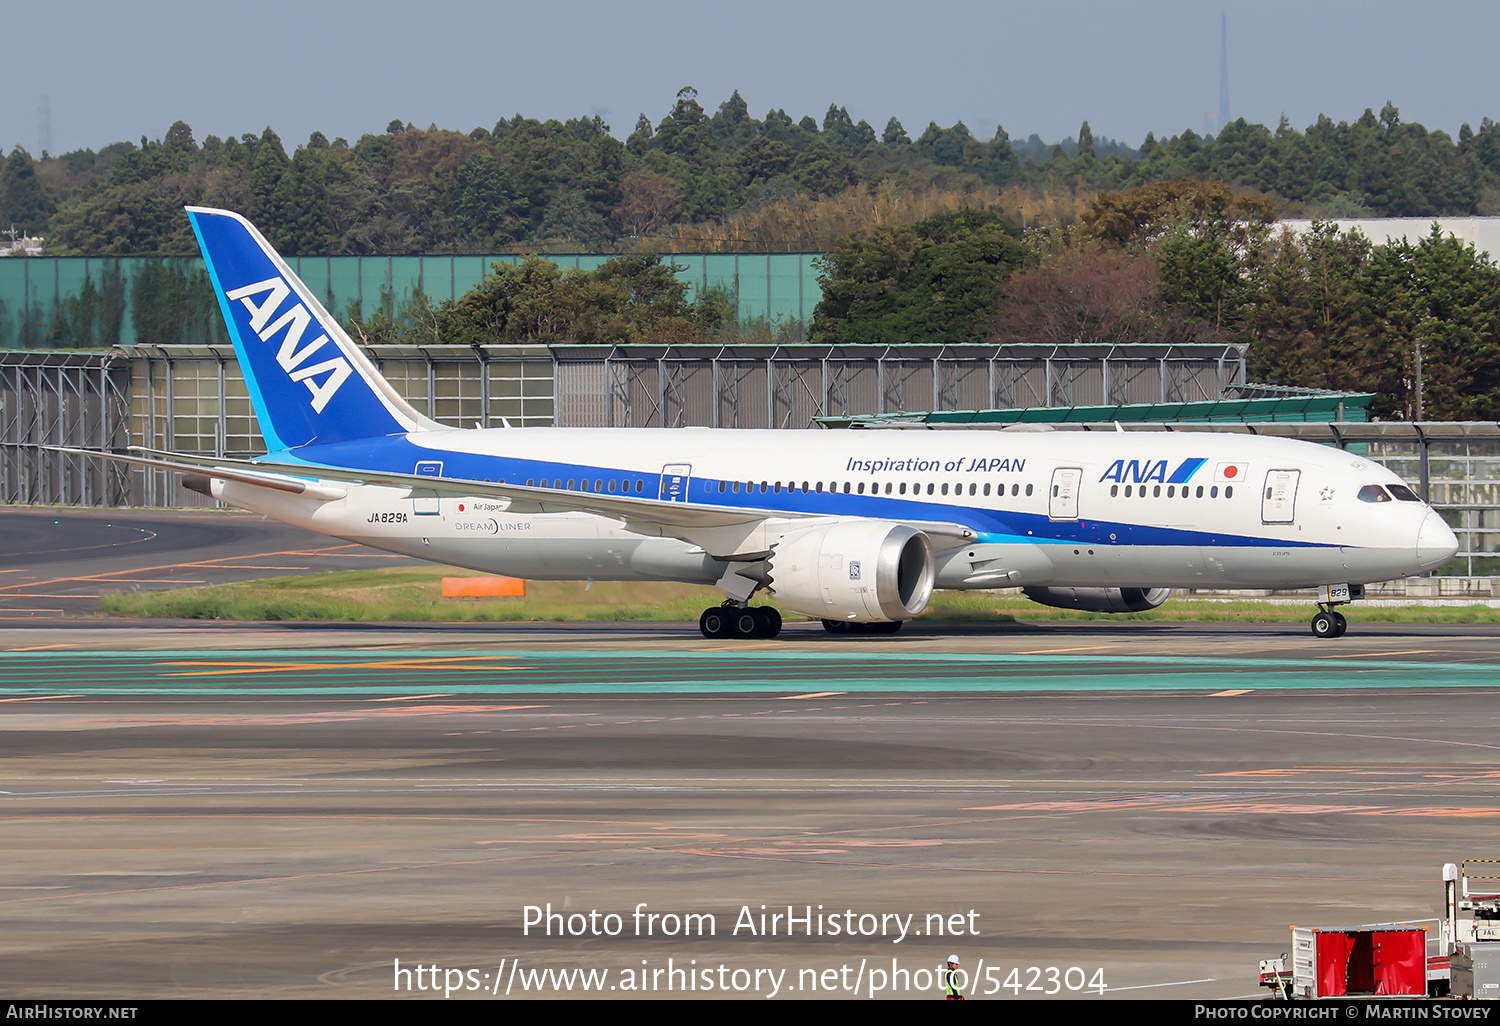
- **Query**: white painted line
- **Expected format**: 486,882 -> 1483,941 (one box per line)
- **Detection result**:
1107,977 -> 1217,992
369,694 -> 458,702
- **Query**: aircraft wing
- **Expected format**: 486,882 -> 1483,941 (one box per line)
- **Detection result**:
61,447 -> 979,548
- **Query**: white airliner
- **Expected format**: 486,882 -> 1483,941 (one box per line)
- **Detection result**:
72,208 -> 1459,639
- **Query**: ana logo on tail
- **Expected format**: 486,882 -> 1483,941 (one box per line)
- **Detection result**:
224,277 -> 353,413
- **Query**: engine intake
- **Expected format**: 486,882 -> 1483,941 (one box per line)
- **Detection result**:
769,521 -> 935,622
1023,586 -> 1171,613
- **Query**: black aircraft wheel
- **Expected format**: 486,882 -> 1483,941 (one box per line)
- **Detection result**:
731,608 -> 760,639
1311,611 -> 1337,638
870,620 -> 903,634
822,618 -> 850,633
700,607 -> 733,639
1331,611 -> 1348,637
756,607 -> 782,638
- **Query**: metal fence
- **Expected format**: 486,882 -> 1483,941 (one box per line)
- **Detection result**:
8,343 -> 1500,580
554,343 -> 1246,428
0,351 -> 131,506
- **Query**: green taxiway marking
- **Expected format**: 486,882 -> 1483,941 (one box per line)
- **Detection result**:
0,649 -> 1494,694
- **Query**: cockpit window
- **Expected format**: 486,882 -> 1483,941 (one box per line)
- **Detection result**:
1357,484 -> 1392,503
1387,484 -> 1421,502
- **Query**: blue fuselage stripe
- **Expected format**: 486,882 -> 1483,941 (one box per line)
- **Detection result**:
268,436 -> 1336,551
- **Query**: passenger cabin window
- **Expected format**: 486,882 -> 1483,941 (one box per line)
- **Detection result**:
1358,484 -> 1393,503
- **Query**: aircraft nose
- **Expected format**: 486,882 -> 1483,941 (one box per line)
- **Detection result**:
1417,509 -> 1459,570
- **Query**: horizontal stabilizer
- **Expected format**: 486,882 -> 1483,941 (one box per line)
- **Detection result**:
46,447 -> 347,500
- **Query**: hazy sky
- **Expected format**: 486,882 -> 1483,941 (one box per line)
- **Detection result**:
5,0 -> 1498,156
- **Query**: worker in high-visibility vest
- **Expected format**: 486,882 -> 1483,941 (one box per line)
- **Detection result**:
943,954 -> 965,1000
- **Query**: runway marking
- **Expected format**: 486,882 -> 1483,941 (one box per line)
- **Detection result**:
965,798 -> 1189,812
1315,649 -> 1437,659
121,579 -> 208,584
780,692 -> 846,700
8,644 -> 74,651
0,695 -> 82,703
209,566 -> 316,570
1013,645 -> 1118,655
1352,806 -> 1500,817
6,648 -> 1500,696
29,705 -> 545,727
0,544 -> 366,594
158,656 -> 536,678
1160,801 -> 1382,815
1108,978 -> 1217,993
370,694 -> 458,702
1209,689 -> 1253,697
1204,765 -> 1500,777
698,643 -> 784,652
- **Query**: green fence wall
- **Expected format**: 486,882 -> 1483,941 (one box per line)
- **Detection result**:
0,252 -> 824,349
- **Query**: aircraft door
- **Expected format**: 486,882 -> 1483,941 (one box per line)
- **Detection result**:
659,464 -> 692,502
1261,469 -> 1300,524
1049,467 -> 1082,521
412,461 -> 442,515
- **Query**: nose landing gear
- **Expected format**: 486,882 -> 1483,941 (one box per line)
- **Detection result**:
1310,583 -> 1361,638
1311,607 -> 1347,638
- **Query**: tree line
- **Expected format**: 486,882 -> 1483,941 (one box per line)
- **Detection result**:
808,180 -> 1499,420
3,88 -> 1499,418
4,91 -> 1500,256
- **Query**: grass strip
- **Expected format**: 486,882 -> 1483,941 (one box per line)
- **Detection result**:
96,567 -> 1500,624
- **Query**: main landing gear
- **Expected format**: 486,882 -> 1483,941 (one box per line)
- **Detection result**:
699,602 -> 782,639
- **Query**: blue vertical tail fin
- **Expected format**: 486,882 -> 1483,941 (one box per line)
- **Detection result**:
186,206 -> 439,453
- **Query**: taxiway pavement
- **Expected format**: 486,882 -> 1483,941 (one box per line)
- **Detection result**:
1,508 -> 1497,1001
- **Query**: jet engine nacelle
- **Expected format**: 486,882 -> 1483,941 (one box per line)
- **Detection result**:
769,521 -> 935,622
1023,586 -> 1171,613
